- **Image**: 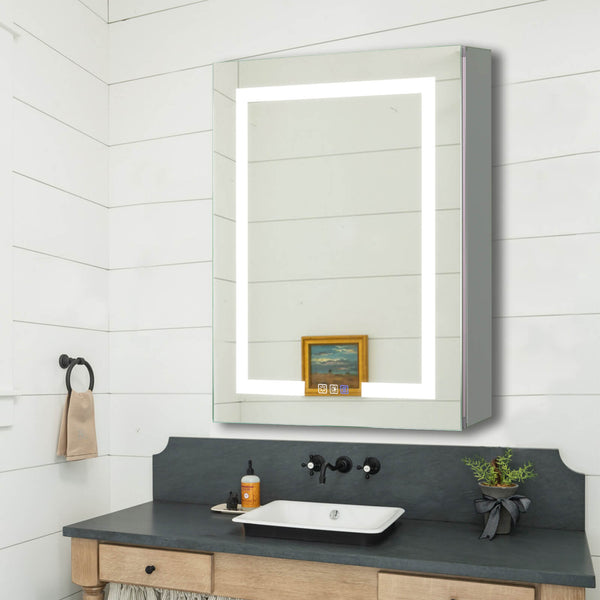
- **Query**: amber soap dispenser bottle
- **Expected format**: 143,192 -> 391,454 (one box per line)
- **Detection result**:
241,459 -> 260,509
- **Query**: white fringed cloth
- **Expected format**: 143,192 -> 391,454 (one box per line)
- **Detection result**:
106,583 -> 244,600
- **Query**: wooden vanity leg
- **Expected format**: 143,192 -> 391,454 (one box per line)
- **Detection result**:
81,586 -> 106,599
71,538 -> 106,599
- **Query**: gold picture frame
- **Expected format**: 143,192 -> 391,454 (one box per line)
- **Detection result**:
301,335 -> 368,397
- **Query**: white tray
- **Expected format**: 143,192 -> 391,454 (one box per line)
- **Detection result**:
210,503 -> 256,515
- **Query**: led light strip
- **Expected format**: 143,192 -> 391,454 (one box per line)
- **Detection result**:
236,78 -> 436,399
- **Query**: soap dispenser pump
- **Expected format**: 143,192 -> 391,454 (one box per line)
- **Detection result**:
241,459 -> 260,509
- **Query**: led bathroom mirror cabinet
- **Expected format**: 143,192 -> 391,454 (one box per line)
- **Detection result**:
213,46 -> 491,431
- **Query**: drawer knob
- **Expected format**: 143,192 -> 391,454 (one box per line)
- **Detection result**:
145,565 -> 156,574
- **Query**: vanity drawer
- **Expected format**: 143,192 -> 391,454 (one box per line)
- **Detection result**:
99,544 -> 213,593
378,572 -> 535,600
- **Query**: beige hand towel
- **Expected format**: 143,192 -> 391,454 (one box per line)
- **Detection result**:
56,389 -> 98,461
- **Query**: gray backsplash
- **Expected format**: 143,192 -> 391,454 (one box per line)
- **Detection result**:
153,437 -> 584,530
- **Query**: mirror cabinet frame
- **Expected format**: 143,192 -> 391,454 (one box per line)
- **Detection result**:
212,46 -> 491,431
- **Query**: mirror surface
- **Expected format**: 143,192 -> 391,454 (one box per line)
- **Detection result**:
213,46 -> 490,430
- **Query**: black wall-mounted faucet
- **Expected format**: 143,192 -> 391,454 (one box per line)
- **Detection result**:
319,456 -> 353,484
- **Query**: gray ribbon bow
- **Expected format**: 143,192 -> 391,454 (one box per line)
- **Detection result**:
474,494 -> 531,540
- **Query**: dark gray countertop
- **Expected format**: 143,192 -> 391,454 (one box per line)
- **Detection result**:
63,500 -> 596,588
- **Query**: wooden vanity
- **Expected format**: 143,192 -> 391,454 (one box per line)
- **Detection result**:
64,439 -> 596,600
71,537 -> 585,600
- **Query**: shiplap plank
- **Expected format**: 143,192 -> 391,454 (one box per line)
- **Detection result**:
499,70 -> 600,166
0,533 -> 80,598
13,100 -> 108,206
108,0 -> 542,82
14,29 -> 108,142
110,262 -> 211,330
110,394 -> 211,456
14,0 -> 108,80
495,315 -> 600,397
497,234 -> 600,317
109,132 -> 212,206
496,153 -> 600,240
13,322 -> 108,395
110,456 -> 152,511
110,65 -> 211,144
110,328 -> 211,393
109,200 -> 212,268
0,394 -> 109,472
14,249 -> 108,331
13,174 -> 109,268
0,457 -> 110,549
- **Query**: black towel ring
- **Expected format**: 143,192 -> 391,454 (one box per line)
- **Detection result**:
59,354 -> 95,393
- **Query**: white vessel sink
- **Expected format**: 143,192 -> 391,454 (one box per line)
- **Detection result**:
232,500 -> 404,542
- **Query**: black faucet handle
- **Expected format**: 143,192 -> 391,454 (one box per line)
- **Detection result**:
302,454 -> 325,477
357,457 -> 381,479
334,456 -> 353,473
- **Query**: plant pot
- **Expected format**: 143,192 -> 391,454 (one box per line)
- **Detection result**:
478,483 -> 519,535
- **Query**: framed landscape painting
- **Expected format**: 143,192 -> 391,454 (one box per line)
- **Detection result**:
302,335 -> 368,396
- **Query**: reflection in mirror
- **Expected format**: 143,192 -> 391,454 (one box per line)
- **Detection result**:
213,46 -> 491,431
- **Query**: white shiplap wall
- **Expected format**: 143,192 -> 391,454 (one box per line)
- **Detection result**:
0,9 -> 14,422
106,0 -> 600,595
0,1 -> 110,599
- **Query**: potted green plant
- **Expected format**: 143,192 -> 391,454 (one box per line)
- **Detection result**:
463,448 -> 536,538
